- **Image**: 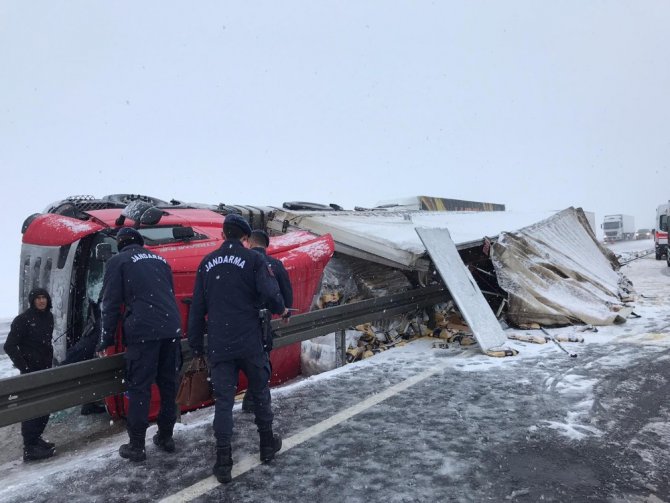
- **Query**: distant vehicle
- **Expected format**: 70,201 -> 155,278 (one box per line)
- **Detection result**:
602,214 -> 635,242
635,229 -> 652,240
654,203 -> 669,260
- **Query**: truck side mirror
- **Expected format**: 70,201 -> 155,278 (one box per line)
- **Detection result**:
139,207 -> 165,226
173,226 -> 195,240
95,243 -> 113,262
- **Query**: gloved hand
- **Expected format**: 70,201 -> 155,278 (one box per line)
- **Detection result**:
95,340 -> 113,354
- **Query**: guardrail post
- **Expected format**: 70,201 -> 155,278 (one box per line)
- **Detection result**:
335,329 -> 346,367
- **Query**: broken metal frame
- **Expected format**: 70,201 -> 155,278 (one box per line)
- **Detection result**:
0,284 -> 448,428
416,227 -> 509,352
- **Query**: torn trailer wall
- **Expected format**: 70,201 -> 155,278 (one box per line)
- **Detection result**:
490,207 -> 632,327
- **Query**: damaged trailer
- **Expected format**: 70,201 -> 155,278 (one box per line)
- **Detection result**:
264,204 -> 633,370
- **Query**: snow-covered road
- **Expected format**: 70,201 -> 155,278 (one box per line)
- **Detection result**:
1,238 -> 668,502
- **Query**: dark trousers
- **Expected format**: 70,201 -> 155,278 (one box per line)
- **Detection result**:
22,415 -> 49,446
124,338 -> 179,443
241,351 -> 272,410
210,352 -> 273,447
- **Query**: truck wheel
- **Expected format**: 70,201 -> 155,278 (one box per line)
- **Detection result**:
656,251 -> 662,260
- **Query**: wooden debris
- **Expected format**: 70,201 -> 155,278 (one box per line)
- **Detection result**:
507,333 -> 547,344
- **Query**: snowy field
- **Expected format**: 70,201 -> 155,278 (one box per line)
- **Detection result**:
0,238 -> 668,502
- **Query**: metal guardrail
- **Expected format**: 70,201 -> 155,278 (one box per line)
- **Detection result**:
0,355 -> 126,428
616,248 -> 655,265
0,284 -> 447,428
272,283 -> 446,347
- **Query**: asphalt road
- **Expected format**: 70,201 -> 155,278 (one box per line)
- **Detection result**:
4,333 -> 670,502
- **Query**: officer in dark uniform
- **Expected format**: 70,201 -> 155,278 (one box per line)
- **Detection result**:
188,214 -> 288,484
4,287 -> 56,461
242,229 -> 293,413
97,227 -> 182,462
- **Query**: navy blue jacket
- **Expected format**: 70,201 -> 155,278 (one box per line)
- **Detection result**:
63,300 -> 100,365
252,247 -> 293,309
188,239 -> 285,362
100,244 -> 181,348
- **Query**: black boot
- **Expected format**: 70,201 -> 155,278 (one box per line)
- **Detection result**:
36,437 -> 55,449
119,438 -> 146,462
153,432 -> 176,453
259,429 -> 282,463
81,402 -> 107,415
23,443 -> 56,462
213,446 -> 233,484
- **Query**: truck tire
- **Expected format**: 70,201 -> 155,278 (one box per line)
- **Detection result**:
656,250 -> 662,260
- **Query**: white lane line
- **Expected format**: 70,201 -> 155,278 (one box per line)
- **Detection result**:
160,365 -> 443,502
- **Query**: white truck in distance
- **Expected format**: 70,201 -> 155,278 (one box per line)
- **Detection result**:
602,214 -> 635,242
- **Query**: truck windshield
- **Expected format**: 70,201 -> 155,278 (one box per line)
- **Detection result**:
603,222 -> 621,230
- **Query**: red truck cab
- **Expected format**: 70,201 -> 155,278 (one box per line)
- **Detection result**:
655,203 -> 669,260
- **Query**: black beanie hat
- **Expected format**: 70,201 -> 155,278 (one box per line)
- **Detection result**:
223,214 -> 252,236
116,227 -> 144,251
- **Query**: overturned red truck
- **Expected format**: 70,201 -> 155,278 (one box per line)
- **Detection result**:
19,194 -> 334,419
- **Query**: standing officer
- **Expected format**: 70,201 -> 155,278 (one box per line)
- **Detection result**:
188,214 -> 287,484
241,229 -> 293,413
97,227 -> 182,462
4,287 -> 56,461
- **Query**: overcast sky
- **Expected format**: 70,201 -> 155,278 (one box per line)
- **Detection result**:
1,1 -> 669,317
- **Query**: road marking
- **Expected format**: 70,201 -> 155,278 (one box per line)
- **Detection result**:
160,365 -> 443,502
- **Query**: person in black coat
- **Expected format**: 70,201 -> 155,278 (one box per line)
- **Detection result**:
4,287 -> 56,461
61,299 -> 106,415
242,230 -> 293,413
97,227 -> 182,462
188,214 -> 288,484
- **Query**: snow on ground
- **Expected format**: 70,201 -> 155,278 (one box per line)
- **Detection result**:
0,237 -> 668,502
